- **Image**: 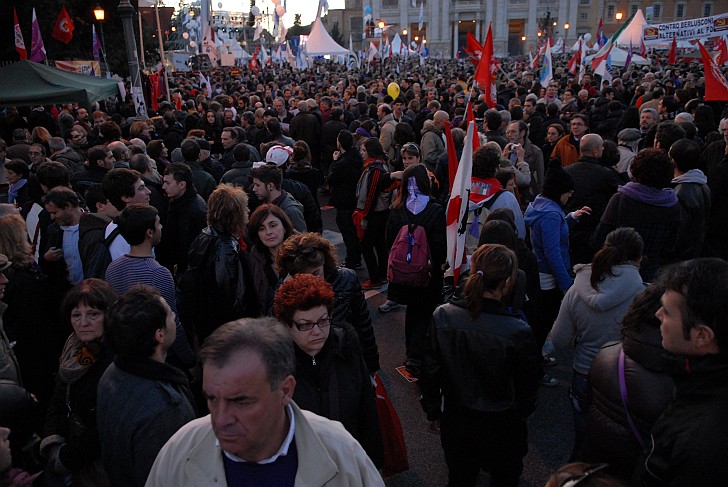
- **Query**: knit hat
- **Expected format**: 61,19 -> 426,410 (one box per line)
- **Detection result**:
542,159 -> 575,201
265,145 -> 293,167
617,128 -> 641,143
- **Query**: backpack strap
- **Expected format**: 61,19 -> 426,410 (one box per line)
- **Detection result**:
618,349 -> 647,448
482,189 -> 506,210
104,226 -> 122,248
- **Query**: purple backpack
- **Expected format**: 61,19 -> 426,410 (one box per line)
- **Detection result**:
387,223 -> 431,287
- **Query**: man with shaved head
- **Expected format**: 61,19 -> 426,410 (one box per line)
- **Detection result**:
420,110 -> 449,171
565,133 -> 622,264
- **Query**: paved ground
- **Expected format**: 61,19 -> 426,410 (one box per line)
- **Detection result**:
320,205 -> 575,486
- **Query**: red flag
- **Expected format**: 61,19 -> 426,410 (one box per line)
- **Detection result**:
718,37 -> 728,66
640,37 -> 646,57
474,23 -> 497,108
568,39 -> 582,74
13,8 -> 27,60
668,36 -> 677,64
52,6 -> 74,44
698,41 -> 728,101
465,101 -> 480,152
444,122 -> 458,195
465,32 -> 482,66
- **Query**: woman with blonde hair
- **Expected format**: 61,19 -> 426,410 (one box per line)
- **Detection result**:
177,184 -> 258,344
420,244 -> 540,487
0,205 -> 63,410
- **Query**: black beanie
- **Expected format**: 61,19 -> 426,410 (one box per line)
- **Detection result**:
542,159 -> 575,201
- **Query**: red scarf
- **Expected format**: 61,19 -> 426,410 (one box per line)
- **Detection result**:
469,177 -> 503,204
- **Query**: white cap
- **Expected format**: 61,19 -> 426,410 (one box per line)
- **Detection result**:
265,145 -> 293,167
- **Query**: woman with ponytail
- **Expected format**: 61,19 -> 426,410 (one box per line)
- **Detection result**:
419,244 -> 541,487
549,227 -> 646,461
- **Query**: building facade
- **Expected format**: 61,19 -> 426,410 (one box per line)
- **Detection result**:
342,0 -> 727,57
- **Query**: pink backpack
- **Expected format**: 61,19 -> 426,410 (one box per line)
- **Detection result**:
387,224 -> 431,287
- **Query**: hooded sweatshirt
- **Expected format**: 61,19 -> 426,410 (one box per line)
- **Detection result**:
524,195 -> 575,291
550,263 -> 645,374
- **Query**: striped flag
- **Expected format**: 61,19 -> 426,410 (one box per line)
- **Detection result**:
592,12 -> 633,75
446,121 -> 476,284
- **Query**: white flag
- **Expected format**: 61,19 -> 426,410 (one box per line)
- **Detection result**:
253,22 -> 263,41
418,3 -> 424,31
540,37 -> 552,87
199,71 -> 212,96
260,41 -> 269,66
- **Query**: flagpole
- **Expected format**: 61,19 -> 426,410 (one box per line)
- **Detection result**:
154,2 -> 171,102
138,10 -> 146,68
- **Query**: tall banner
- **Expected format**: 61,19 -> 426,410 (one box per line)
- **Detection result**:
643,13 -> 728,44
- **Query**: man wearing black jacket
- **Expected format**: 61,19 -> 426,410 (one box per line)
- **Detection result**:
328,130 -> 363,269
158,163 -> 208,279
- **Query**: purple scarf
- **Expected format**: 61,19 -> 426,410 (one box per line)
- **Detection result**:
617,182 -> 678,207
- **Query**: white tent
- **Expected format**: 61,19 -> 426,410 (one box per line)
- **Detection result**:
584,46 -> 650,67
304,17 -> 348,56
390,33 -> 419,56
615,9 -> 647,48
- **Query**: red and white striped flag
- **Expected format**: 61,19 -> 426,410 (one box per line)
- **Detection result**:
446,121 -> 476,284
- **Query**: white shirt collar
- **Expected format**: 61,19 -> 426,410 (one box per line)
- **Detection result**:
218,403 -> 296,464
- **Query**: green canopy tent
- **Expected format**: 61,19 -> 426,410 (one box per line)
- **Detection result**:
0,61 -> 120,108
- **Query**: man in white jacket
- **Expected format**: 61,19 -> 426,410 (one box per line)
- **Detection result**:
146,317 -> 383,487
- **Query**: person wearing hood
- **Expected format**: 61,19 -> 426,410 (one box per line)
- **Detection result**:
579,284 -> 674,481
420,111 -> 448,172
614,128 -> 641,176
549,228 -> 646,460
591,149 -> 680,282
385,164 -> 446,377
664,139 -> 711,262
524,161 -> 591,368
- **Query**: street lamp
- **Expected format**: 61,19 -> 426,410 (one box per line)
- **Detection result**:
93,4 -> 110,79
615,11 -> 624,22
521,35 -> 526,42
118,0 -> 146,116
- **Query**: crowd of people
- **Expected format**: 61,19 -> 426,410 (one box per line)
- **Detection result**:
1,50 -> 728,486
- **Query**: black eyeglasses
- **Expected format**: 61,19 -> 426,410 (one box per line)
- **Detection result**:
291,316 -> 331,332
559,463 -> 609,487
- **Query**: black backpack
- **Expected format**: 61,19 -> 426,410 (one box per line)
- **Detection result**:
79,218 -> 121,279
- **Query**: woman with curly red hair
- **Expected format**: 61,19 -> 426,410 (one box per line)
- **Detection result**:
274,274 -> 383,468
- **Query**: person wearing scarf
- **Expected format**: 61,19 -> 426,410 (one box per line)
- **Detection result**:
40,279 -> 118,486
5,159 -> 30,207
385,165 -> 446,378
591,148 -> 680,282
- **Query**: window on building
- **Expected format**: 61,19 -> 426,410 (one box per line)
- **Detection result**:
580,12 -> 589,21
653,4 -> 661,18
382,0 -> 398,7
579,0 -> 591,5
351,16 -> 363,31
607,5 -> 615,19
704,3 -> 713,16
631,4 -> 639,16
676,3 -> 685,17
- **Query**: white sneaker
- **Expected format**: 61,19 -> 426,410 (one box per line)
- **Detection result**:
378,300 -> 401,313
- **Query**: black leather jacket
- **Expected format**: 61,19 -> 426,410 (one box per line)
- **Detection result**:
420,298 -> 540,421
177,226 -> 258,343
327,267 -> 380,374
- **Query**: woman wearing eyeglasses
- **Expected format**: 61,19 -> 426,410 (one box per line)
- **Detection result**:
274,274 -> 383,468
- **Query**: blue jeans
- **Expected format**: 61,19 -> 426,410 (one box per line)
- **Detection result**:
569,369 -> 591,461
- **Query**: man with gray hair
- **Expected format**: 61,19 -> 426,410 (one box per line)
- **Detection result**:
49,137 -> 84,176
377,103 -> 397,161
421,110 -> 449,171
615,128 -> 641,174
146,318 -> 384,487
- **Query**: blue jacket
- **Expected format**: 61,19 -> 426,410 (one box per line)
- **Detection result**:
524,195 -> 574,291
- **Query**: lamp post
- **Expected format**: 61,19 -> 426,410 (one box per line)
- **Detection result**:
118,0 -> 147,116
564,23 -> 570,43
93,4 -> 110,79
615,11 -> 624,22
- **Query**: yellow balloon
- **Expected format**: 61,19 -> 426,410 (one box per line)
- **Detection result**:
387,82 -> 400,100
